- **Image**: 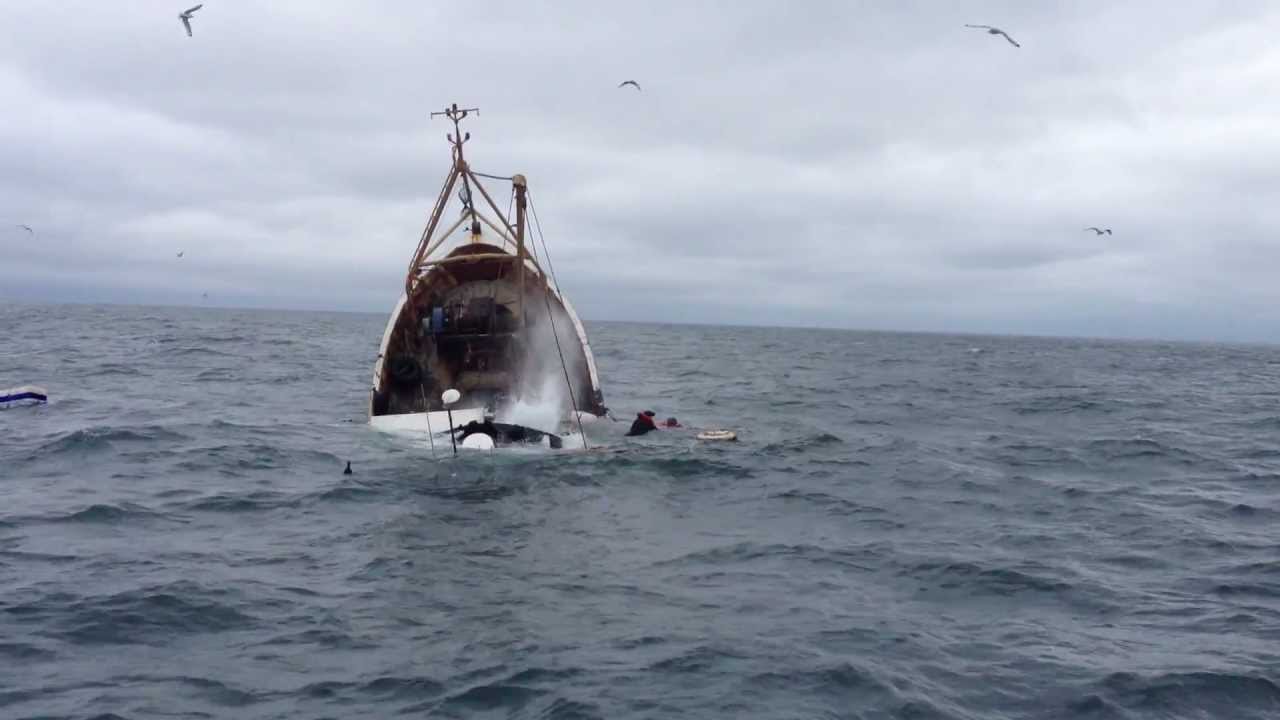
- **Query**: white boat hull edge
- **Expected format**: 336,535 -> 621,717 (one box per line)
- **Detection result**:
370,408 -> 485,437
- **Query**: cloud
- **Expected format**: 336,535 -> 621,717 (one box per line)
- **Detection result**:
2,1 -> 1279,341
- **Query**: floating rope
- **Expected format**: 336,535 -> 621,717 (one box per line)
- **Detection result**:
527,191 -> 587,449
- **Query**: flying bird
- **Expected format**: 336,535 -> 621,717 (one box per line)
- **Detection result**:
177,251 -> 185,258
1084,227 -> 1113,235
16,224 -> 33,235
965,24 -> 1020,48
179,4 -> 203,37
618,80 -> 642,91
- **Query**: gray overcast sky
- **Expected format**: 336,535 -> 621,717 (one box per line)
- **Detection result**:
2,1 -> 1279,341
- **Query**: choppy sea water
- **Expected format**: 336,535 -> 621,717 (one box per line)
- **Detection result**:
3,302 -> 1280,720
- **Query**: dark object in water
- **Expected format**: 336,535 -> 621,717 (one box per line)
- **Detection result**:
452,420 -> 564,449
663,417 -> 681,428
626,411 -> 658,437
343,461 -> 353,475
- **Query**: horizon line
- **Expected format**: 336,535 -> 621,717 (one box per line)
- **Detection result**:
3,297 -> 1275,349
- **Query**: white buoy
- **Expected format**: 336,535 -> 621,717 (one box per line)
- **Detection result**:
441,388 -> 461,454
696,429 -> 737,442
460,433 -> 495,450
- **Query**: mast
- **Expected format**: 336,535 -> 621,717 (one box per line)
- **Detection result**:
407,105 -> 540,325
433,102 -> 478,168
513,174 -> 528,331
404,104 -> 477,304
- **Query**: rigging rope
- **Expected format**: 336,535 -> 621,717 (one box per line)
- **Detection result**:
472,170 -> 515,182
526,191 -> 588,449
527,192 -> 564,295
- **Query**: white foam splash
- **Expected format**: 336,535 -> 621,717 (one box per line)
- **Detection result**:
495,296 -> 589,434
498,371 -> 566,433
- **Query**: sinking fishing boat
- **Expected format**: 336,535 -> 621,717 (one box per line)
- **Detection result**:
369,105 -> 606,448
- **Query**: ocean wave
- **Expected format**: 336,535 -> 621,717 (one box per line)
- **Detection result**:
675,368 -> 717,379
268,372 -> 310,384
431,683 -> 546,715
535,698 -> 605,720
1062,693 -> 1125,718
358,675 -> 447,700
745,661 -> 897,700
117,675 -> 260,708
1097,553 -> 1172,570
1099,671 -> 1280,716
504,667 -> 584,686
81,363 -> 144,377
648,644 -> 745,674
34,425 -> 189,455
1231,471 -> 1280,485
184,443 -> 343,472
181,492 -> 293,513
1221,560 -> 1280,576
195,367 -> 237,381
298,675 -> 447,702
1239,415 -> 1280,430
1199,498 -> 1280,522
1001,393 -> 1110,415
0,681 -> 115,712
192,333 -> 253,344
987,440 -> 1080,468
257,628 -> 378,650
657,542 -> 877,572
758,432 -> 845,455
0,641 -> 56,661
903,559 -> 1074,597
1209,582 -> 1280,599
13,582 -> 256,645
1,553 -> 81,575
157,346 -> 238,359
311,482 -> 382,503
9,502 -> 174,526
1085,437 -> 1213,465
602,455 -> 754,479
771,489 -> 886,515
11,306 -> 1280,719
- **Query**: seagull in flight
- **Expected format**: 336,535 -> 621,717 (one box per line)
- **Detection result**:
965,24 -> 1020,48
16,224 -> 33,235
618,80 -> 642,91
1084,227 -> 1113,235
179,4 -> 203,37
177,250 -> 185,258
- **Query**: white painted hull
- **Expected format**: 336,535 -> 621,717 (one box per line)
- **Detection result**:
369,408 -> 485,438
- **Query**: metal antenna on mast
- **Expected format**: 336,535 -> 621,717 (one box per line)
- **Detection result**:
430,103 -> 480,155
431,103 -> 482,233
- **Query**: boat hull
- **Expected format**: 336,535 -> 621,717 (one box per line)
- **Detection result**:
369,242 -> 605,429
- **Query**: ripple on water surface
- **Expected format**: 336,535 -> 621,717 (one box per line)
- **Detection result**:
3,306 -> 1280,719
